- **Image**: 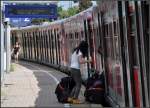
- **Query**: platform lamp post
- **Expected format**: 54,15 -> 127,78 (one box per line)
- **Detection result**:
4,18 -> 11,73
1,1 -> 6,83
1,16 -> 5,83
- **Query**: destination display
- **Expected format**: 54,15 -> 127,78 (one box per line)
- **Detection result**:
5,4 -> 57,18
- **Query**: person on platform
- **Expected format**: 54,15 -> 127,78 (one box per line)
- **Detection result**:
13,42 -> 21,62
68,41 -> 92,104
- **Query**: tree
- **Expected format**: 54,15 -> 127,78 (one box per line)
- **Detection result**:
57,6 -> 79,19
67,6 -> 79,16
78,0 -> 92,12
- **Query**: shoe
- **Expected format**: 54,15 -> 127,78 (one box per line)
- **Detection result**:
72,99 -> 81,104
67,97 -> 73,103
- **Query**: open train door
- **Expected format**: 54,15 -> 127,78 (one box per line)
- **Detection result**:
83,11 -> 96,78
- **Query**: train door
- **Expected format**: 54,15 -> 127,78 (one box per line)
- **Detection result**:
36,31 -> 40,62
50,29 -> 54,64
29,32 -> 33,60
99,1 -> 126,107
21,32 -> 25,59
83,15 -> 95,77
93,7 -> 104,74
48,29 -> 52,64
60,22 -> 66,66
135,1 -> 149,107
118,1 -> 132,107
43,30 -> 46,62
120,1 -> 148,107
46,29 -> 50,63
83,19 -> 90,77
34,31 -> 38,61
26,32 -> 29,59
42,30 -> 45,62
45,30 -> 49,63
57,28 -> 61,65
24,32 -> 28,59
54,28 -> 57,65
51,29 -> 55,64
30,31 -> 34,60
53,28 -> 57,65
32,31 -> 36,61
39,31 -> 42,61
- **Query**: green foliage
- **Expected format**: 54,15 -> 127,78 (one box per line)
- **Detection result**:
58,7 -> 69,19
79,0 -> 92,12
57,6 -> 79,19
67,6 -> 79,17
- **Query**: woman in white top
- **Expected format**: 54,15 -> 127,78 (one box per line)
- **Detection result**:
68,41 -> 92,104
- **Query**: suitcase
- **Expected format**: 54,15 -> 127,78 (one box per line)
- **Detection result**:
55,76 -> 75,103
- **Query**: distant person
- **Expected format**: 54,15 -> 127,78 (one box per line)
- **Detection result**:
13,42 -> 21,62
68,41 -> 92,104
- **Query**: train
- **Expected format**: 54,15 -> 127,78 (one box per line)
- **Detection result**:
10,1 -> 149,107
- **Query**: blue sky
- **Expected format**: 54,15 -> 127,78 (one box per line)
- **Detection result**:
58,1 -> 96,10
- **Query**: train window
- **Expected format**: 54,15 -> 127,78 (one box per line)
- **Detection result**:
24,32 -> 27,58
54,29 -> 58,65
57,32 -> 61,64
75,32 -> 76,38
32,31 -> 35,60
109,23 -> 113,36
26,32 -> 29,59
129,14 -> 136,32
105,24 -> 109,36
81,31 -> 84,39
44,31 -> 47,62
76,32 -> 78,39
75,32 -> 78,39
34,31 -> 37,60
69,33 -> 73,39
113,21 -> 117,35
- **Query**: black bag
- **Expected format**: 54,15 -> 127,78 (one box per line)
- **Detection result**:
84,73 -> 105,104
55,77 -> 75,103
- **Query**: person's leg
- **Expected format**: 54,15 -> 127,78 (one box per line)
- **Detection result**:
70,86 -> 76,98
70,69 -> 76,98
72,69 -> 82,99
68,69 -> 76,102
16,52 -> 19,62
14,54 -> 17,62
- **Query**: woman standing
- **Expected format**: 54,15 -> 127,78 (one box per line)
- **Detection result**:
13,42 -> 20,62
68,41 -> 92,104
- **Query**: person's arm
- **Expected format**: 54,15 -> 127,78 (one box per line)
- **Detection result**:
78,55 -> 92,64
11,48 -> 14,55
18,46 -> 21,53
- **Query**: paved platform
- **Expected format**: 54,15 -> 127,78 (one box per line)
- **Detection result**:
1,61 -> 103,107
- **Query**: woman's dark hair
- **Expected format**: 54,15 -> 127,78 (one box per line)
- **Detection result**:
73,41 -> 88,58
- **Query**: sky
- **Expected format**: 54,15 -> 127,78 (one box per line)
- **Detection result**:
58,1 -> 97,10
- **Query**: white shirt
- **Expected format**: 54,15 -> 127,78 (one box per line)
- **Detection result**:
70,50 -> 82,69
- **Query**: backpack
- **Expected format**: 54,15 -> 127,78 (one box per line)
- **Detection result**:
55,77 -> 75,103
84,73 -> 105,104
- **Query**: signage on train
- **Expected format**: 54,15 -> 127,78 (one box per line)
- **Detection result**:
5,4 -> 57,19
